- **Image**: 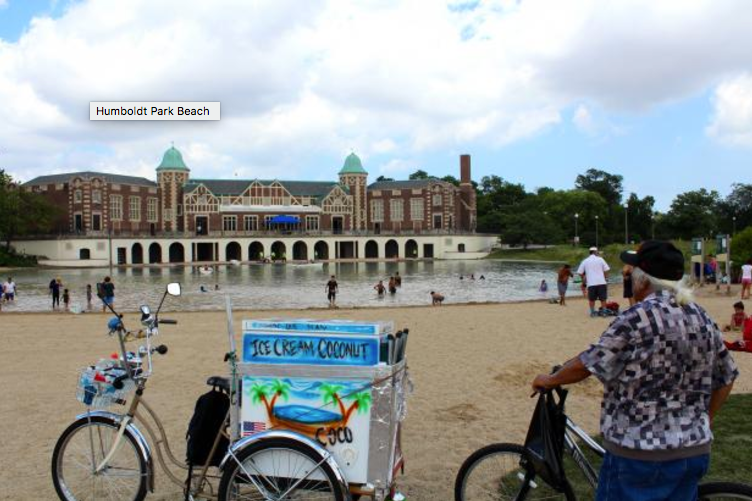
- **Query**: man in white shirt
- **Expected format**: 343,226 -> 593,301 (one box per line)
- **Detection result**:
577,247 -> 610,317
3,277 -> 16,301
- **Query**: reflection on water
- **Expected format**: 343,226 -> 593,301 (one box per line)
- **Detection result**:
3,260 -> 574,313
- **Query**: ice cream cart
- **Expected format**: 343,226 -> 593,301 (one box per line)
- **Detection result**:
224,319 -> 410,501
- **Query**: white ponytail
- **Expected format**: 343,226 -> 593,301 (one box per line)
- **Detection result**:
631,267 -> 694,306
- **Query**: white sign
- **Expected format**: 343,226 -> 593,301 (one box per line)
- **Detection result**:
89,101 -> 220,120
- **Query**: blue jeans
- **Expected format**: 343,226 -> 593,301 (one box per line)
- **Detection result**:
596,452 -> 709,501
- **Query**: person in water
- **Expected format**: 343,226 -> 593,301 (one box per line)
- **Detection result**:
395,272 -> 402,287
374,280 -> 386,296
388,276 -> 397,294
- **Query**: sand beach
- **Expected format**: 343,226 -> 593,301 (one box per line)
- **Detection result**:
1,291 -> 750,500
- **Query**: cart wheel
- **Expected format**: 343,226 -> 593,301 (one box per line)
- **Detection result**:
218,437 -> 347,501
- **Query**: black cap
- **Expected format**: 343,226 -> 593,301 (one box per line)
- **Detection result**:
620,240 -> 684,281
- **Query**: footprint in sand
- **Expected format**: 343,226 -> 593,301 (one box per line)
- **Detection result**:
436,403 -> 481,423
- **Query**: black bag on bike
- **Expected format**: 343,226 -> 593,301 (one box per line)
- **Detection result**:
185,388 -> 230,467
523,388 -> 571,492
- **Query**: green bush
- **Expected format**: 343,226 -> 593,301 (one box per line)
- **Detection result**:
731,226 -> 752,273
0,246 -> 37,267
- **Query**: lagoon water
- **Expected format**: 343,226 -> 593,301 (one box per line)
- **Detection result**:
2,260 -> 590,313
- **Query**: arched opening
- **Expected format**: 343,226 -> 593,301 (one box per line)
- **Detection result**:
314,241 -> 329,260
405,239 -> 418,259
169,242 -> 185,263
458,243 -> 466,253
148,243 -> 162,264
271,241 -> 287,261
131,243 -> 144,264
226,241 -> 242,261
79,248 -> 91,260
385,240 -> 399,259
249,242 -> 264,261
292,241 -> 308,261
365,240 -> 379,259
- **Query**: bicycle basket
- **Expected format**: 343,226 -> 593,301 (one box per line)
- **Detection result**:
76,363 -> 134,409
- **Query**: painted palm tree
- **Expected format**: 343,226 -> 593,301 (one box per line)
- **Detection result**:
269,379 -> 291,410
320,383 -> 347,419
343,391 -> 372,424
248,382 -> 271,415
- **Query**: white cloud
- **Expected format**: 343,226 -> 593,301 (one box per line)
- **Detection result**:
706,74 -> 752,146
573,105 -> 594,134
1,0 -> 752,182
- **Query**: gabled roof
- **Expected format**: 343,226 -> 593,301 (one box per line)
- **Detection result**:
367,179 -> 444,191
183,179 -> 348,197
24,171 -> 157,187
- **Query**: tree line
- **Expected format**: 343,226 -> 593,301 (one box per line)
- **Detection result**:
0,170 -> 58,251
400,167 -> 752,248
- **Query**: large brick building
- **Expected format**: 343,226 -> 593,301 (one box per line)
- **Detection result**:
24,147 -> 477,242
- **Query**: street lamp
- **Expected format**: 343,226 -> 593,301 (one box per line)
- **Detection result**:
733,216 -> 737,236
574,213 -> 579,246
595,215 -> 599,248
624,202 -> 629,244
651,212 -> 656,240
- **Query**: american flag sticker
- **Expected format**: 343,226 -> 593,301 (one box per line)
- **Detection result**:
242,421 -> 267,437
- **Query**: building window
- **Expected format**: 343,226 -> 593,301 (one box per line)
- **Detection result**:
390,199 -> 404,222
432,194 -> 442,206
110,195 -> 123,221
147,198 -> 158,222
410,198 -> 424,221
111,184 -> 120,191
371,199 -> 384,222
264,215 -> 275,227
223,215 -> 237,232
74,189 -> 82,203
91,213 -> 102,231
391,189 -> 402,196
177,204 -> 183,216
163,208 -> 173,222
92,190 -> 102,204
244,215 -> 258,231
371,190 -> 381,197
129,196 -> 141,221
306,216 -> 319,231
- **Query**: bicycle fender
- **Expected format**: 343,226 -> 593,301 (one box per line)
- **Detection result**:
219,429 -> 350,499
74,411 -> 155,493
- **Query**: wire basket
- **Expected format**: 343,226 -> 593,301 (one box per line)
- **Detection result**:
76,365 -> 135,409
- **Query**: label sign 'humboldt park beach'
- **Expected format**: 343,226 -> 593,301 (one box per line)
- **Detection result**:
242,332 -> 380,366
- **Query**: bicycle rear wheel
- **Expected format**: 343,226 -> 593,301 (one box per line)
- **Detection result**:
700,482 -> 752,500
455,443 -> 571,501
51,415 -> 147,501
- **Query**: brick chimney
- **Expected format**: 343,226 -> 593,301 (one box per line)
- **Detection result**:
460,154 -> 471,185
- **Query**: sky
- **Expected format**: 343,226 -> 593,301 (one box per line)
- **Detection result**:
1,0 -> 751,210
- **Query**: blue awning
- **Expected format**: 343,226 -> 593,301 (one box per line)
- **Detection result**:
268,215 -> 300,224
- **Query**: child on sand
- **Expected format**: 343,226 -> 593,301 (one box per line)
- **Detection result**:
723,301 -> 747,332
557,264 -> 573,306
430,291 -> 445,305
63,289 -> 70,311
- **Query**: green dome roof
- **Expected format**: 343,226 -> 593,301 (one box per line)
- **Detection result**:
338,152 -> 367,175
156,146 -> 189,171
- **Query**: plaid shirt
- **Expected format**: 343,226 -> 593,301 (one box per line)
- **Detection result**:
579,291 -> 738,454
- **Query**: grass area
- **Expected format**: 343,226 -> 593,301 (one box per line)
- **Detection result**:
488,240 -> 693,272
0,246 -> 37,267
565,393 -> 752,497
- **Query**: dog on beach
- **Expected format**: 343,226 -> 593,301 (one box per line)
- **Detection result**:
430,291 -> 445,306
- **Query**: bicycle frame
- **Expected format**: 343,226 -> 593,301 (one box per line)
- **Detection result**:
563,416 -> 605,490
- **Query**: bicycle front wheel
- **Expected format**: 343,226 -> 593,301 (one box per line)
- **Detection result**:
700,482 -> 752,500
51,415 -> 147,501
218,437 -> 346,501
455,443 -> 569,501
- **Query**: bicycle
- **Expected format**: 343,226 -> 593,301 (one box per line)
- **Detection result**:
454,384 -> 752,500
51,282 -> 406,501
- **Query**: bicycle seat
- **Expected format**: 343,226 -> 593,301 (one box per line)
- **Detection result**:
206,376 -> 230,393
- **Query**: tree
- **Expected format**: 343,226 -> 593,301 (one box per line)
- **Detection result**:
375,175 -> 394,182
500,209 -> 564,248
575,169 -> 624,207
662,189 -> 722,240
537,189 -> 609,245
624,193 -> 656,242
0,172 -> 58,248
718,183 -> 752,235
441,175 -> 460,186
408,169 -> 432,180
731,226 -> 752,276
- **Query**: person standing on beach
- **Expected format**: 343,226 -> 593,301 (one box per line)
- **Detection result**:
3,277 -> 16,302
741,259 -> 752,300
557,264 -> 573,306
326,275 -> 338,308
86,284 -> 93,310
577,247 -> 610,317
533,241 -> 738,500
49,277 -> 62,310
63,288 -> 70,311
101,276 -> 115,312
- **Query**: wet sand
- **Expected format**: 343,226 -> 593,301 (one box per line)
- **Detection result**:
1,291 -> 750,500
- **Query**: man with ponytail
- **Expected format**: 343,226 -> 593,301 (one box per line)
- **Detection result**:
532,240 -> 738,501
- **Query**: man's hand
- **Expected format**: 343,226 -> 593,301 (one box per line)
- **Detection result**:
530,357 -> 592,394
532,374 -> 557,393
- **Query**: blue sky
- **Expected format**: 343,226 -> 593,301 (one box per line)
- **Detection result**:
1,0 -> 751,211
